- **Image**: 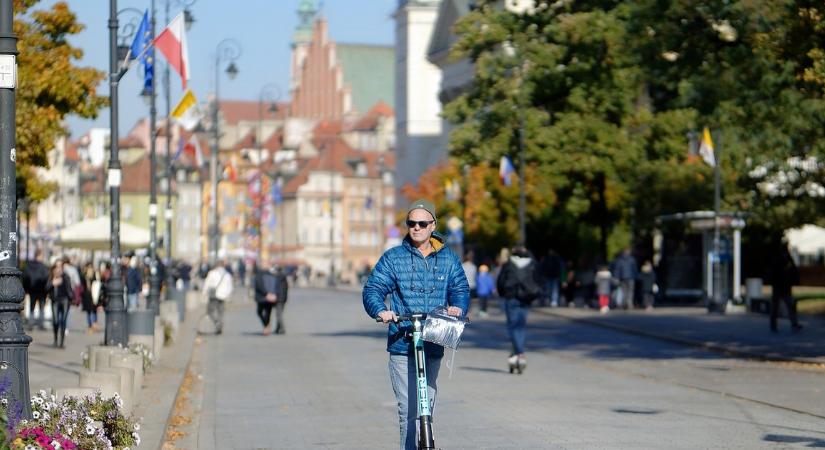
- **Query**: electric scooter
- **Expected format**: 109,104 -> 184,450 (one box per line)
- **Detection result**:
377,313 -> 437,450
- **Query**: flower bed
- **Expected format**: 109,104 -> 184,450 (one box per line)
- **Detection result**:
1,389 -> 140,450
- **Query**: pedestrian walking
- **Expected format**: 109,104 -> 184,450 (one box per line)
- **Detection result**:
178,260 -> 193,292
362,198 -> 469,450
639,261 -> 658,311
125,254 -> 142,312
476,264 -> 495,318
769,242 -> 803,333
22,249 -> 49,330
254,260 -> 280,335
202,258 -> 234,335
46,261 -> 74,348
612,248 -> 638,309
81,262 -> 100,333
272,265 -> 289,334
462,251 -> 477,306
496,246 -> 541,373
595,264 -> 612,313
97,262 -> 111,310
539,248 -> 565,307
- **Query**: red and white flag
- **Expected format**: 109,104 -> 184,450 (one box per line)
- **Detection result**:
184,134 -> 204,167
155,12 -> 189,88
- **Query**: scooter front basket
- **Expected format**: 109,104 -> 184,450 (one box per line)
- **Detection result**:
422,306 -> 468,349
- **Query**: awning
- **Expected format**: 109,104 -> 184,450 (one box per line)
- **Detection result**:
56,216 -> 150,251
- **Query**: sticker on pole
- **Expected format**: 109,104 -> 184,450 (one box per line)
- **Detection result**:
9,148 -> 14,162
0,55 -> 16,89
149,204 -> 158,217
108,169 -> 122,187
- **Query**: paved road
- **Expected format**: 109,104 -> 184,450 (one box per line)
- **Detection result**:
179,288 -> 825,449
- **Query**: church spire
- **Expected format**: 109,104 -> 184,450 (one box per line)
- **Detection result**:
294,0 -> 318,44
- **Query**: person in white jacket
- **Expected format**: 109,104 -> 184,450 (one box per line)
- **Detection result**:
202,259 -> 234,335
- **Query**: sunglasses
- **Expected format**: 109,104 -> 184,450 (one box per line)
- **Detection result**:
406,219 -> 435,229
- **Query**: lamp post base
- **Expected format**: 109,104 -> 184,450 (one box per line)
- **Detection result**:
0,267 -> 32,418
105,276 -> 128,347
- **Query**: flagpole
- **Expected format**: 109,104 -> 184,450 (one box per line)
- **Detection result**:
517,107 -> 526,247
711,129 -> 723,313
147,0 -> 162,316
163,0 -> 175,298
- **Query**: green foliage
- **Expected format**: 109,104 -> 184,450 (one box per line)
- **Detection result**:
14,1 -> 106,204
436,0 -> 825,257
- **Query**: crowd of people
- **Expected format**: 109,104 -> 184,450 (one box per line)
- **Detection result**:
19,249 -> 296,347
19,250 -> 200,348
460,247 -> 660,317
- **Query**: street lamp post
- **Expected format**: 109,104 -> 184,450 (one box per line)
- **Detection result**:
328,153 -> 336,288
105,0 -> 128,347
257,83 -> 279,265
145,0 -> 161,317
209,39 -> 241,265
163,0 -> 196,299
0,0 -> 33,419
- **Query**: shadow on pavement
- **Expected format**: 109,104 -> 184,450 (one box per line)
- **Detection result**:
457,317 -> 720,362
763,434 -> 825,447
458,366 -> 510,374
311,329 -> 388,340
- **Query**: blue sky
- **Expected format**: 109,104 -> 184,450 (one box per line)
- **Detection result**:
42,0 -> 397,138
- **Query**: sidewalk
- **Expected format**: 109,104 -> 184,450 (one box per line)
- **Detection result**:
537,306 -> 825,365
25,295 -> 204,450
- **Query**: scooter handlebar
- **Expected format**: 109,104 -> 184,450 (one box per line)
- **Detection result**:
374,313 -> 427,323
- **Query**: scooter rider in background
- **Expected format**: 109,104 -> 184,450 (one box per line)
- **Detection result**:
363,199 -> 469,450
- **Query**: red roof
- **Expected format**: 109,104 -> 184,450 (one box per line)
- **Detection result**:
282,135 -> 394,194
64,141 -> 79,163
219,100 -> 290,125
232,130 -> 256,152
350,101 -> 394,131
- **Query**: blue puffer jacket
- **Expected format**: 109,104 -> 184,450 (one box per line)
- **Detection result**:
362,233 -> 470,357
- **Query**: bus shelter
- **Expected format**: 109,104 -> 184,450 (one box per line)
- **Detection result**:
654,211 -> 746,307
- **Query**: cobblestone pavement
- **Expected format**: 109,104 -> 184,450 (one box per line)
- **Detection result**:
182,288 -> 825,449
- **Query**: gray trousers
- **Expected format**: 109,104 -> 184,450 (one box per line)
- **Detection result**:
619,280 -> 635,309
207,298 -> 225,332
273,300 -> 286,333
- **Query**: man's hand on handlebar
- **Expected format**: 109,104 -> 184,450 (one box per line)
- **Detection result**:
377,310 -> 398,323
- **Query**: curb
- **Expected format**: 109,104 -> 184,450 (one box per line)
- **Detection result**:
536,309 -> 825,368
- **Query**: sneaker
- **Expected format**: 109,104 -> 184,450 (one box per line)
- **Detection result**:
600,306 -> 610,314
507,355 -> 518,366
262,326 -> 271,336
478,311 -> 489,319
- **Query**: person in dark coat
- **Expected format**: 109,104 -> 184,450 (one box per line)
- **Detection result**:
81,262 -> 100,333
46,262 -> 74,348
273,266 -> 289,334
254,261 -> 280,335
612,248 -> 638,309
638,261 -> 658,311
497,246 -> 541,372
538,249 -> 565,307
22,250 -> 49,330
770,242 -> 803,333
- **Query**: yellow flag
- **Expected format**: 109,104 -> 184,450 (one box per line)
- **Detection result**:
171,89 -> 202,131
698,127 -> 715,167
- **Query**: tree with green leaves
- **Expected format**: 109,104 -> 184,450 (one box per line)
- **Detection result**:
437,0 -> 825,261
15,0 -> 106,202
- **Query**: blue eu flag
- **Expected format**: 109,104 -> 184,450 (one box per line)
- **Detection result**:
129,11 -> 154,95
